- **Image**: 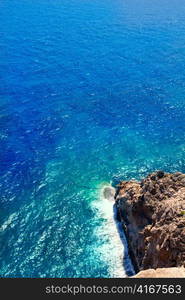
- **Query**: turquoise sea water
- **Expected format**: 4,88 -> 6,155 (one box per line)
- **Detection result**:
0,0 -> 185,277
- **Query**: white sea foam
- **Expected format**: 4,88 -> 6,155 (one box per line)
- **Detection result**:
91,183 -> 134,278
0,212 -> 17,232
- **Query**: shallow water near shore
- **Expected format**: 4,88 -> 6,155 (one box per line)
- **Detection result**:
1,0 -> 185,277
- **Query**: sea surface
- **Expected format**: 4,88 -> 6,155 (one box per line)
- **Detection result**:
0,0 -> 185,277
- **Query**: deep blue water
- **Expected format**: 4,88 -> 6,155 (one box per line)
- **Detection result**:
0,0 -> 185,277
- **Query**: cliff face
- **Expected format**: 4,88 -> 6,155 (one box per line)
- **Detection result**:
115,171 -> 185,273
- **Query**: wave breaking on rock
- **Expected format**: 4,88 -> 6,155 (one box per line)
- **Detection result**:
92,184 -> 135,277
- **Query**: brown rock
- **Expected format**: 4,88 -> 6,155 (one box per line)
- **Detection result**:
132,267 -> 185,278
115,171 -> 185,272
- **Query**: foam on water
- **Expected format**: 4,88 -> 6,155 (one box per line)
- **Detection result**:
91,184 -> 135,277
0,212 -> 17,233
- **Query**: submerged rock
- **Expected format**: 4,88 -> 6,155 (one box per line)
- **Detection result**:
115,171 -> 185,275
103,186 -> 115,201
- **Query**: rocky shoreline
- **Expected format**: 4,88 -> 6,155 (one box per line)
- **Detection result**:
114,171 -> 185,277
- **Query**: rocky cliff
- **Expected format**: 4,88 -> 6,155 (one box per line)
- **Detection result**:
115,171 -> 185,275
